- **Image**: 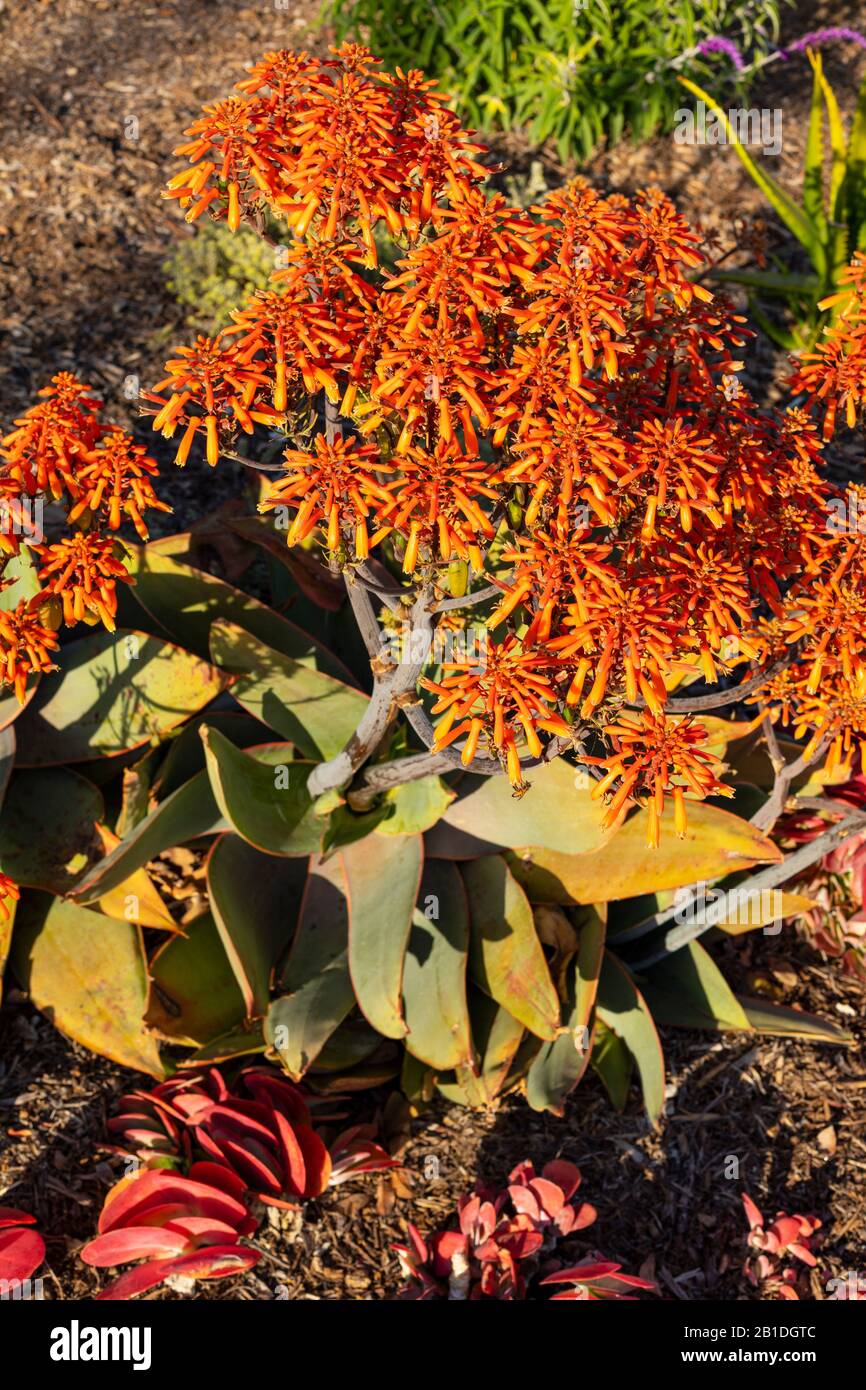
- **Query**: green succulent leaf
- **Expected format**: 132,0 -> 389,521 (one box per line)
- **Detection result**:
590,1017 -> 633,1112
597,951 -> 665,1123
12,894 -> 162,1077
201,726 -> 321,856
128,546 -> 355,681
402,860 -> 473,1071
210,620 -> 368,759
146,910 -> 247,1045
13,629 -> 226,764
462,854 -> 559,1040
440,759 -> 612,855
526,907 -> 605,1113
73,768 -> 224,902
737,996 -> 854,1043
207,833 -> 309,1016
439,987 -> 526,1107
640,940 -> 751,1031
267,852 -> 355,1078
343,831 -> 422,1039
180,1020 -> 266,1068
376,775 -> 455,836
0,766 -> 103,894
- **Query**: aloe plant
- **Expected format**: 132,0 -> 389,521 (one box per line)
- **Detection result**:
0,526 -> 852,1124
684,49 -> 866,347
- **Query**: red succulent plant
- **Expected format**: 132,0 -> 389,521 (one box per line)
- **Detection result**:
81,1170 -> 260,1301
394,1159 -> 652,1301
107,1065 -> 398,1208
0,1207 -> 45,1287
742,1192 -> 822,1301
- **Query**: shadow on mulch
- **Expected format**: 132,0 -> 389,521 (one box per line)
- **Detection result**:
1,924 -> 864,1300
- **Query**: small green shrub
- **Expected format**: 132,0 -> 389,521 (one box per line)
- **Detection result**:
164,222 -> 277,335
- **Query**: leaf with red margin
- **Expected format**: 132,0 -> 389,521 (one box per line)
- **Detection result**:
98,1171 -> 248,1235
294,1124 -> 331,1198
271,1108 -> 306,1197
96,1246 -> 260,1301
81,1227 -> 192,1266
187,1162 -> 248,1202
0,1226 -> 45,1282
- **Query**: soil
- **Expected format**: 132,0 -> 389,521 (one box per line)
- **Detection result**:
1,0 -> 865,1301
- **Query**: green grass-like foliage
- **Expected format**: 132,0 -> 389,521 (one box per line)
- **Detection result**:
328,0 -> 785,160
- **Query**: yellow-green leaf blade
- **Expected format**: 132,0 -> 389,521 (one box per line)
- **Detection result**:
463,855 -> 559,1040
12,895 -> 162,1077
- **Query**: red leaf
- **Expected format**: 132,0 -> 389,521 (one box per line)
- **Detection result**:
271,1107 -> 306,1197
187,1161 -> 248,1201
0,1226 -> 45,1282
98,1171 -> 248,1235
294,1123 -> 331,1198
81,1227 -> 191,1267
0,1206 -> 37,1229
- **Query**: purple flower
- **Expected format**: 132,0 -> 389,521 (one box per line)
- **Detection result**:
697,36 -> 746,72
781,27 -> 866,59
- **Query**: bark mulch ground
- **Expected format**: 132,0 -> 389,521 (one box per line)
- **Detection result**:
1,0 -> 865,1299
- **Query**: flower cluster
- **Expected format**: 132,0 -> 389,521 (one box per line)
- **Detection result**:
150,44 -> 866,844
394,1159 -> 654,1301
0,377 -> 169,912
1,375 -> 168,645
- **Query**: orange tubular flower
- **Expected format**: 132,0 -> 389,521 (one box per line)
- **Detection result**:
627,187 -> 712,315
622,417 -> 723,539
148,332 -> 279,466
366,301 -> 495,452
0,871 -> 19,920
421,636 -> 570,785
503,400 -> 626,528
226,287 -> 349,410
165,95 -> 280,231
260,435 -> 394,557
790,662 -> 866,778
375,440 -> 501,572
588,711 -> 731,848
488,528 -> 615,643
659,543 -> 758,683
388,187 -> 537,321
66,430 -> 170,539
0,603 -> 60,702
793,321 -> 866,439
549,578 -> 675,717
1,372 -> 102,500
36,534 -> 129,631
512,256 -> 629,383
